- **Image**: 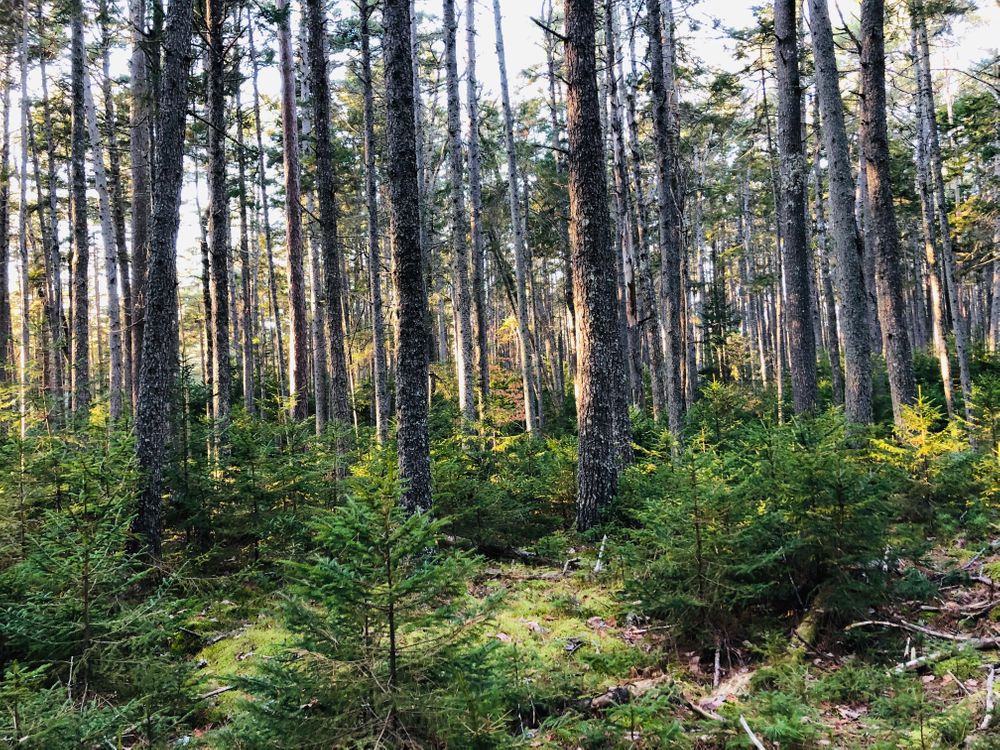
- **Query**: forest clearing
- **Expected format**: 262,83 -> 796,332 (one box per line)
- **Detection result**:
1,0 -> 1000,746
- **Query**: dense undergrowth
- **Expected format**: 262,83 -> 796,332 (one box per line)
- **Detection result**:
4,361 -> 1000,747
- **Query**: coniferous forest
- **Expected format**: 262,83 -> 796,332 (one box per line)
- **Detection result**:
2,0 -> 1000,745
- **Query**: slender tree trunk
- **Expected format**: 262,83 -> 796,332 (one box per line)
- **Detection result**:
130,0 -> 151,410
811,123 -> 844,406
604,0 -> 635,457
912,0 -> 972,422
465,0 -> 489,412
385,0 -> 431,512
773,0 -> 817,414
298,23 -> 328,434
911,26 -> 955,417
38,33 -> 66,413
621,33 -> 664,418
305,0 -> 351,427
100,13 -> 134,411
83,74 -> 124,421
207,0 -> 231,439
134,0 -> 196,561
410,0 -> 434,367
247,17 -> 285,400
566,0 -> 622,530
647,0 -> 683,437
544,1 -> 576,390
991,253 -> 1000,352
860,0 -> 917,424
808,0 -> 873,424
277,0 -> 308,421
493,0 -> 540,436
233,34 -> 255,415
443,0 -> 476,424
69,2 -> 90,417
359,0 -> 389,443
17,0 -> 29,430
0,63 -> 11,382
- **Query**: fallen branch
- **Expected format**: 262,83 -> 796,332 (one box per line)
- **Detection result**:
962,539 -> 1000,571
920,598 -> 1000,618
847,619 -> 971,642
981,665 -> 996,731
948,670 -> 972,696
739,714 -> 768,750
478,567 -> 565,582
893,639 -> 1000,672
199,685 -> 235,701
684,694 -> 724,722
848,620 -> 1000,671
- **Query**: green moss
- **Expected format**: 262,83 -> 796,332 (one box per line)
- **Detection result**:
191,612 -> 292,719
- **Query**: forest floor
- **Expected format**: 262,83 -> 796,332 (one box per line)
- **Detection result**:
180,539 -> 1000,748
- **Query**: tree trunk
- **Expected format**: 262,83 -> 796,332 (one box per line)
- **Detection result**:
69,2 -> 90,417
410,0 -> 434,367
83,73 -> 124,421
298,22 -> 328,434
911,25 -> 955,417
360,0 -> 389,443
859,0 -> 917,424
16,0 -> 29,430
565,0 -> 623,530
130,0 -> 151,410
604,0 -> 635,459
809,0 -> 872,424
0,64 -> 11,382
277,0 -> 308,421
544,0 -> 577,390
207,0 -> 231,438
812,153 -> 844,407
248,16 -> 286,400
233,28 -> 255,416
621,29 -> 664,418
465,0 -> 489,412
647,0 -> 684,436
305,0 -> 351,427
493,0 -> 541,437
134,0 -> 196,561
807,0 -> 873,424
773,0 -> 817,414
443,0 -> 477,424
100,9 -> 134,411
385,0 -> 431,512
911,0 -> 972,422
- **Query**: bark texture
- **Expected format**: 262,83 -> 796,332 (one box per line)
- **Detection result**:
466,0 -> 489,411
130,0 -> 151,408
808,0 -> 873,424
305,0 -> 351,427
207,0 -> 231,436
647,0 -> 684,436
83,74 -> 124,420
774,0 -> 818,414
134,0 -> 196,560
860,0 -> 917,424
70,3 -> 90,416
565,0 -> 623,530
361,0 -> 390,444
444,0 -> 476,423
278,0 -> 309,421
493,0 -> 541,437
385,0 -> 432,512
